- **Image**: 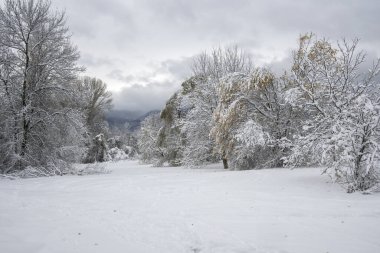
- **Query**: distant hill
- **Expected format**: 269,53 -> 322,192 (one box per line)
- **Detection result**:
106,110 -> 160,132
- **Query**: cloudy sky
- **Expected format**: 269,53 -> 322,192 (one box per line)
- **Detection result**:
55,0 -> 380,114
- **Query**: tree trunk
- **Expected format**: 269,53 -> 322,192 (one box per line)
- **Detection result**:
222,158 -> 228,169
353,124 -> 370,190
20,41 -> 30,159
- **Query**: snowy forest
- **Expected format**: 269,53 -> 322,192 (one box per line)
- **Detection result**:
1,0 -> 379,193
1,1 -> 380,252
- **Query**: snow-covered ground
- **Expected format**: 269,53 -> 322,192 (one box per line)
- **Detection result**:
1,160 -> 380,253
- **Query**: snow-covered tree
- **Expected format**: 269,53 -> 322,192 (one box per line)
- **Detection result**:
180,46 -> 253,168
74,76 -> 113,163
137,113 -> 164,166
211,70 -> 294,170
285,34 -> 380,191
180,77 -> 220,167
75,76 -> 112,137
158,92 -> 185,166
0,0 -> 83,173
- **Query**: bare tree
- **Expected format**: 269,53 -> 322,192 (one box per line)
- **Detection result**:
192,45 -> 252,80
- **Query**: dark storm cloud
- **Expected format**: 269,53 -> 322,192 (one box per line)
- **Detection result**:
57,0 -> 380,113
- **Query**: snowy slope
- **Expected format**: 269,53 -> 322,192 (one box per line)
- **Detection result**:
1,160 -> 380,253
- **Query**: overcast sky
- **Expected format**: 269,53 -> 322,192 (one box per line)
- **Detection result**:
55,0 -> 380,114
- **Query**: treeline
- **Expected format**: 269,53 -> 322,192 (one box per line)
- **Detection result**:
138,36 -> 380,192
1,0 -> 379,192
0,0 -> 135,176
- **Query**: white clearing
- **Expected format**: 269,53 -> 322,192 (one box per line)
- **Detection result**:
1,160 -> 380,253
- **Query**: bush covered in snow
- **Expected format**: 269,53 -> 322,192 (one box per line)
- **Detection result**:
76,163 -> 110,176
83,134 -> 110,163
108,147 -> 128,161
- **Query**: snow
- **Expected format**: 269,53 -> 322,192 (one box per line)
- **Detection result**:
1,160 -> 380,253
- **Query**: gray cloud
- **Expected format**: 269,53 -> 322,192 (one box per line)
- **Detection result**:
55,0 -> 380,113
107,56 -> 193,112
107,70 -> 137,83
112,81 -> 179,112
160,57 -> 194,80
79,54 -> 124,68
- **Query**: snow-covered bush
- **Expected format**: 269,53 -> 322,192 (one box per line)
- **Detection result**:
83,134 -> 110,163
57,146 -> 87,163
108,147 -> 128,161
123,145 -> 138,158
76,163 -> 110,176
107,135 -> 138,161
230,120 -> 271,169
8,160 -> 75,178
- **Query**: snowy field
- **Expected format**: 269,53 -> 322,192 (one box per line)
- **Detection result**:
1,160 -> 380,253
